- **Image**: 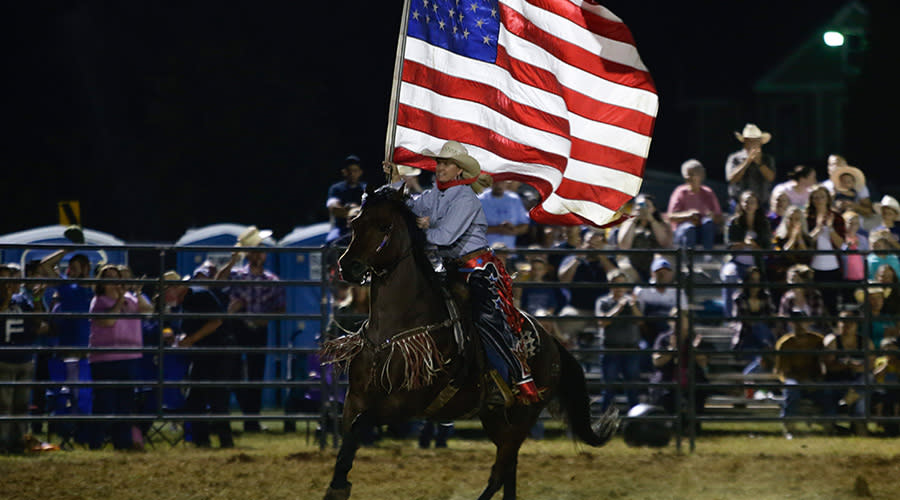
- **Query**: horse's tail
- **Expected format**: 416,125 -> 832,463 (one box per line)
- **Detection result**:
554,337 -> 619,447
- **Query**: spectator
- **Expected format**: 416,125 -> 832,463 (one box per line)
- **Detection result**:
771,164 -> 817,208
806,185 -> 846,314
325,155 -> 366,245
767,191 -> 790,232
769,206 -> 814,300
841,211 -> 869,305
595,270 -> 643,411
617,194 -> 673,281
873,264 -> 900,316
872,337 -> 900,436
164,271 -> 236,449
666,159 -> 724,255
855,286 -> 898,348
777,264 -> 827,335
774,322 -> 832,439
829,164 -> 874,218
88,264 -> 153,450
217,227 -> 285,433
730,267 -> 776,375
0,264 -> 42,454
557,229 -> 616,334
822,155 -> 876,223
725,123 -> 776,211
873,195 -> 900,242
867,230 -> 900,280
823,311 -> 873,435
650,309 -> 711,432
478,180 -> 530,250
721,191 -> 772,316
519,255 -> 569,316
634,257 -> 680,345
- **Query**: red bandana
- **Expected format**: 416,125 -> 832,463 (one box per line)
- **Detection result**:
436,177 -> 477,191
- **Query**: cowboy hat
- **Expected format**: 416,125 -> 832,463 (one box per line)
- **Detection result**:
422,140 -> 493,193
875,195 -> 900,217
855,285 -> 891,304
734,123 -> 772,145
236,226 -> 273,248
63,225 -> 85,244
830,165 -> 866,192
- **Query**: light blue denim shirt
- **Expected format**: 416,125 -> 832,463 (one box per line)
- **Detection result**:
393,181 -> 489,259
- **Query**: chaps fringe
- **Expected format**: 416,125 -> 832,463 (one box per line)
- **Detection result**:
381,331 -> 444,393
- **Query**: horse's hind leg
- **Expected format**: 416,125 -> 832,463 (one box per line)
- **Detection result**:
323,408 -> 372,500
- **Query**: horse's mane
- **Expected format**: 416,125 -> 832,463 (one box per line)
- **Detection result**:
365,185 -> 443,290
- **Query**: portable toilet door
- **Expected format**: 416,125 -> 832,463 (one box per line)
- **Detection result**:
0,225 -> 128,273
174,223 -> 279,409
278,222 -> 330,350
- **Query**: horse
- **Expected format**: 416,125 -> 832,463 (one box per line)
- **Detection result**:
320,185 -> 618,500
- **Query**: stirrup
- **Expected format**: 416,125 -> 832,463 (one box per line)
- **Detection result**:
485,370 -> 515,408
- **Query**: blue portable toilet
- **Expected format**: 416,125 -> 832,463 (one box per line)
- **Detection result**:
174,223 -> 280,408
0,225 -> 127,272
277,223 -> 331,350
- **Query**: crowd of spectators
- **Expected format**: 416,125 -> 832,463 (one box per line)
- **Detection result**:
3,128 -> 900,452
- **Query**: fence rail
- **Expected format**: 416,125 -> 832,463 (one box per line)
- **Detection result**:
1,242 -> 898,452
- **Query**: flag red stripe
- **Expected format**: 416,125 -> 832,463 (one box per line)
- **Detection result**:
519,0 -> 636,46
494,46 -> 655,136
569,140 -> 645,176
500,4 -> 656,94
555,179 -> 633,208
401,59 -> 570,141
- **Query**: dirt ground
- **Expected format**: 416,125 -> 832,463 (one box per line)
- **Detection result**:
3,423 -> 900,500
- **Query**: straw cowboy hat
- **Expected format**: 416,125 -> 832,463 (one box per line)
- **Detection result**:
422,140 -> 493,193
830,165 -> 866,192
236,226 -> 273,248
855,285 -> 891,304
734,123 -> 772,145
875,195 -> 900,216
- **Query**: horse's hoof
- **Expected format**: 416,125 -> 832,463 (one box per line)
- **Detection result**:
323,485 -> 352,500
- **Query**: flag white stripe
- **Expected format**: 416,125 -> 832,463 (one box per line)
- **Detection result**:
563,158 -> 643,196
405,38 -> 567,120
503,0 -> 648,72
543,192 -> 617,221
395,126 -> 564,187
568,114 -> 652,159
499,26 -> 659,117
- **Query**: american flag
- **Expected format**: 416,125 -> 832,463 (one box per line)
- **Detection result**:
389,0 -> 658,227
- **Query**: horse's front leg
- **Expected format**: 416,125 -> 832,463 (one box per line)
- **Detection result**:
323,399 -> 372,500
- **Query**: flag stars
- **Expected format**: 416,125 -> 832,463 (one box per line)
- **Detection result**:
438,19 -> 446,30
452,25 -> 458,34
432,3 -> 438,12
462,28 -> 470,39
412,9 -> 420,21
458,12 -> 464,22
476,18 -> 485,29
448,8 -> 455,18
423,0 -> 428,7
469,2 -> 479,14
482,34 -> 492,45
490,8 -> 497,18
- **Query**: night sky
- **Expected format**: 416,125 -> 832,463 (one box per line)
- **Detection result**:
7,0 -> 897,244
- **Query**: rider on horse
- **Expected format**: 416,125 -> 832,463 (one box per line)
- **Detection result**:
383,141 -> 542,404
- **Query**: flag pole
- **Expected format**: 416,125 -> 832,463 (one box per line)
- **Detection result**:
384,0 -> 412,182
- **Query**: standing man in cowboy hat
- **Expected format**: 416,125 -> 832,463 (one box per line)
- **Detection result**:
725,123 -> 776,211
384,141 -> 541,404
874,195 -> 900,242
216,226 -> 285,432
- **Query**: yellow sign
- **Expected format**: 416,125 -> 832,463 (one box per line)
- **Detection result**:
58,201 -> 81,226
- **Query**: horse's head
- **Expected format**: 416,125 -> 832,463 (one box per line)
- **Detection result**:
339,185 -> 415,283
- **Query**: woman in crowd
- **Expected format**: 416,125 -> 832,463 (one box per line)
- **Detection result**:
767,191 -> 790,231
806,185 -> 846,314
770,206 -> 813,303
730,266 -> 776,375
771,164 -> 817,208
777,264 -> 827,336
867,230 -> 900,281
88,264 -> 153,450
873,263 -> 900,316
721,190 -> 772,316
841,211 -> 869,305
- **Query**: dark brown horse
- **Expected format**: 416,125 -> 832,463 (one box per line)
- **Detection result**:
321,185 -> 617,500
